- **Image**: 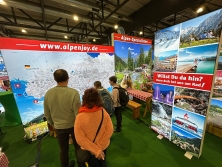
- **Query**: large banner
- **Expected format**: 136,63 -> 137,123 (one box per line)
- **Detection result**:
0,38 -> 114,140
151,8 -> 222,158
112,33 -> 152,90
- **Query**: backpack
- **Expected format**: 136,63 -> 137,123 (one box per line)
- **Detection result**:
98,89 -> 114,115
113,87 -> 129,106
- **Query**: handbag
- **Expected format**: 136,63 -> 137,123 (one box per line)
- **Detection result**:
76,109 -> 104,163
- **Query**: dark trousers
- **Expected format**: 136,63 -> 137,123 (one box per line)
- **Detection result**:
114,107 -> 122,130
55,127 -> 85,167
88,149 -> 107,167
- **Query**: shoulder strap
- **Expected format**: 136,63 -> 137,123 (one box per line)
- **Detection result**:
113,86 -> 120,90
93,109 -> 104,143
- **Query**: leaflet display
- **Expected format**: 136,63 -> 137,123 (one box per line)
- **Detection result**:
152,8 -> 222,158
0,38 -> 114,140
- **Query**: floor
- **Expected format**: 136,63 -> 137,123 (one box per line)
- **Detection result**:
0,107 -> 222,167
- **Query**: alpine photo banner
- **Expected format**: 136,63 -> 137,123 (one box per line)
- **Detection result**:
0,38 -> 115,141
151,8 -> 222,158
112,33 -> 152,90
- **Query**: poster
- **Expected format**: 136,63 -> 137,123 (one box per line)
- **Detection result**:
0,52 -> 11,92
207,31 -> 222,130
0,38 -> 114,140
112,33 -> 152,90
152,8 -> 222,158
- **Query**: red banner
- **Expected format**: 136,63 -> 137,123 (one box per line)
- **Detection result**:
153,72 -> 213,91
113,33 -> 152,44
0,38 -> 114,52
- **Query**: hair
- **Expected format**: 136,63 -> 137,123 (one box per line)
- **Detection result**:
109,76 -> 117,83
94,81 -> 102,88
82,88 -> 104,108
53,69 -> 69,83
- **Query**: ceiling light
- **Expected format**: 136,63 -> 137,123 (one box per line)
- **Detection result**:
93,39 -> 96,42
0,0 -> 6,5
196,7 -> 203,13
114,25 -> 118,29
73,15 -> 78,21
22,29 -> 26,33
64,36 -> 68,39
139,31 -> 143,35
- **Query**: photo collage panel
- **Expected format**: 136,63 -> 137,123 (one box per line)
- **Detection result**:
152,8 -> 222,157
153,8 -> 221,75
208,38 -> 222,127
212,43 -> 222,99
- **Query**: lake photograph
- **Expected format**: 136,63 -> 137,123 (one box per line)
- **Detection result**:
177,43 -> 219,74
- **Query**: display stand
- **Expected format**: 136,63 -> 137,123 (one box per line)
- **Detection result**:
0,91 -> 21,127
157,134 -> 163,140
0,37 -> 115,141
151,8 -> 222,159
184,152 -> 193,160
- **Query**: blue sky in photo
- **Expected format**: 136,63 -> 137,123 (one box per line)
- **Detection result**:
153,83 -> 174,92
210,98 -> 222,107
156,24 -> 181,33
114,40 -> 152,59
178,44 -> 218,61
181,9 -> 222,30
155,50 -> 178,60
173,107 -> 205,130
172,125 -> 198,139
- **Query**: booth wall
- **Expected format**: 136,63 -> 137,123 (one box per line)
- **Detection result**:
152,8 -> 222,158
207,33 -> 222,137
0,38 -> 114,139
112,33 -> 152,90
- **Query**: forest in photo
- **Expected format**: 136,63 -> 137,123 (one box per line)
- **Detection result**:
115,46 -> 153,90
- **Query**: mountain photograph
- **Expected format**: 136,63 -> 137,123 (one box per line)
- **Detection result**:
208,98 -> 222,126
114,40 -> 152,90
180,9 -> 222,48
171,125 -> 201,157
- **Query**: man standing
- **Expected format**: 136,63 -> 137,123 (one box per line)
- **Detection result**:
109,76 -> 122,132
44,69 -> 83,167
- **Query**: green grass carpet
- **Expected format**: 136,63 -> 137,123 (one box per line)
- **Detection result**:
1,108 -> 222,167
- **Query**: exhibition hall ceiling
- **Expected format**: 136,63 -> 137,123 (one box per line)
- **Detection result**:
0,0 -> 221,44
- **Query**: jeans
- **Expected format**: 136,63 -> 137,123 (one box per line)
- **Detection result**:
88,149 -> 107,167
55,127 -> 85,167
114,107 -> 122,130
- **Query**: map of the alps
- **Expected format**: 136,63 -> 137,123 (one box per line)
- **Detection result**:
1,50 -> 115,127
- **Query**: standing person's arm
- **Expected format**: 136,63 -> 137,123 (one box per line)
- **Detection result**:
97,112 -> 113,148
73,91 -> 81,116
111,88 -> 119,107
44,93 -> 54,127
